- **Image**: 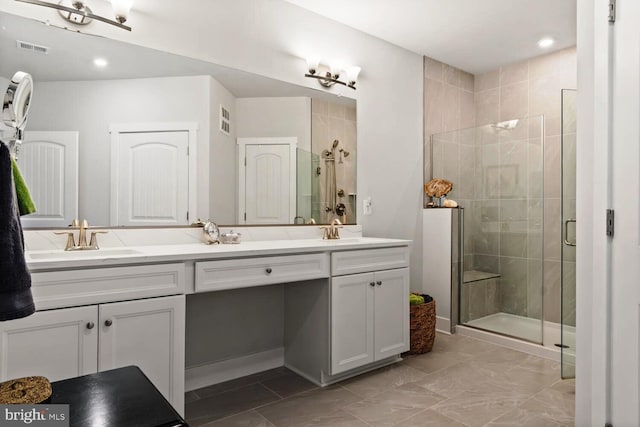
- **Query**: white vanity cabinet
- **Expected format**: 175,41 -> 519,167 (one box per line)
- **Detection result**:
0,305 -> 98,381
0,263 -> 186,414
330,248 -> 410,375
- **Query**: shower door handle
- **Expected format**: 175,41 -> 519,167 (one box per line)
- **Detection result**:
563,218 -> 577,246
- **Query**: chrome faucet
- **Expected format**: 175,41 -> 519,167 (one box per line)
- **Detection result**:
55,219 -> 107,251
321,218 -> 343,240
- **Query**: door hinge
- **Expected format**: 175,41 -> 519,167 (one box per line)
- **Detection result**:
244,157 -> 246,166
187,211 -> 190,221
608,0 -> 616,23
244,212 -> 247,221
606,209 -> 614,237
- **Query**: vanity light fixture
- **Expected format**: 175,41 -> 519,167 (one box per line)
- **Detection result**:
14,0 -> 133,31
305,57 -> 361,90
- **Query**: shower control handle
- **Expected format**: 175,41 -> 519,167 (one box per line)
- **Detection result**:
563,218 -> 576,247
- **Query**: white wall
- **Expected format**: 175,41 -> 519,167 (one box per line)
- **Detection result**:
236,97 -> 311,152
209,77 -> 238,224
27,76 -> 212,225
0,0 -> 424,287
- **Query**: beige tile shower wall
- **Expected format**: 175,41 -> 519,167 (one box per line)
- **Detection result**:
311,99 -> 357,224
474,47 -> 577,324
423,56 -> 475,199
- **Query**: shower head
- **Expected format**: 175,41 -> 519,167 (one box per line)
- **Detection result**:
341,149 -> 350,157
332,139 -> 340,148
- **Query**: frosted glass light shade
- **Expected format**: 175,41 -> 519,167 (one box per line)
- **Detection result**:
306,57 -> 320,74
111,0 -> 133,22
345,66 -> 361,85
329,63 -> 343,77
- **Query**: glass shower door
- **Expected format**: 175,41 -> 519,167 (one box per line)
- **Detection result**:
561,89 -> 577,378
431,116 -> 544,344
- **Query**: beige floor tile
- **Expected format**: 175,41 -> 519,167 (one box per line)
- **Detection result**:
343,383 -> 446,426
341,364 -> 429,398
485,407 -> 567,427
412,359 -> 510,398
518,387 -> 575,424
431,390 -> 531,427
186,383 -> 280,426
202,410 -> 276,427
185,334 -> 574,427
261,372 -> 318,398
403,349 -> 473,374
256,386 -> 361,427
195,367 -> 290,399
397,409 -> 468,426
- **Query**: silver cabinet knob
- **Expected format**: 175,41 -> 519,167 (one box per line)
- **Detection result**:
376,281 -> 382,286
104,319 -> 113,327
86,322 -> 95,330
266,267 -> 272,274
369,282 -> 375,287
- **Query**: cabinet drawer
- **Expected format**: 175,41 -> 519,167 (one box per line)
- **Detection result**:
331,246 -> 409,276
195,253 -> 329,292
31,263 -> 185,310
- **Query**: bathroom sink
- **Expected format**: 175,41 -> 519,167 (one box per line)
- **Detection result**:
28,248 -> 142,260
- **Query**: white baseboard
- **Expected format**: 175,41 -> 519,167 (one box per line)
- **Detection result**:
435,315 -> 452,334
185,347 -> 284,392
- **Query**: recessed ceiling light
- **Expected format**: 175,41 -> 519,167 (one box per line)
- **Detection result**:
537,37 -> 555,49
93,58 -> 108,67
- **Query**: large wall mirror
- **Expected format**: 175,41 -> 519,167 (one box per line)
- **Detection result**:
0,11 -> 357,228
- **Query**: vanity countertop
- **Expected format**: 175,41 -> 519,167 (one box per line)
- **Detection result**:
26,237 -> 411,271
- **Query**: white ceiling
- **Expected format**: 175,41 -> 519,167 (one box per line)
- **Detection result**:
0,12 -> 355,106
284,0 -> 577,74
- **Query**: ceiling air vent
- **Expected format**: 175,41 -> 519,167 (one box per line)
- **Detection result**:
219,105 -> 230,136
16,40 -> 49,55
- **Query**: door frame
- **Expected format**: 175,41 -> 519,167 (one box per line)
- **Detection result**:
576,0 -> 613,424
237,137 -> 297,224
109,122 -> 198,226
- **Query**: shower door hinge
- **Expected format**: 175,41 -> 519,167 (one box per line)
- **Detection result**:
606,209 -> 615,237
608,0 -> 616,23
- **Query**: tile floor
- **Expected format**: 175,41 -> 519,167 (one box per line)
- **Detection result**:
185,333 -> 575,426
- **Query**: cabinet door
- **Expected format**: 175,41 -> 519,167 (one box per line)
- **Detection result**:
374,268 -> 410,360
330,273 -> 374,374
98,295 -> 185,413
0,306 -> 98,382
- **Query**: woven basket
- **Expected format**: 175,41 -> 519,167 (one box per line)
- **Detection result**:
408,299 -> 436,354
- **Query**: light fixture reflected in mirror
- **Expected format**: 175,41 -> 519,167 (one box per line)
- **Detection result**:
305,58 -> 360,90
14,0 -> 133,31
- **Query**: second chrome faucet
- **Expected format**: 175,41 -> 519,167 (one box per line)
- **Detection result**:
55,219 -> 108,251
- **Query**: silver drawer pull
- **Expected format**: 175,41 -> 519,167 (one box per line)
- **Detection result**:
104,319 -> 113,327
369,282 -> 375,287
86,322 -> 95,330
265,267 -> 272,274
376,281 -> 382,286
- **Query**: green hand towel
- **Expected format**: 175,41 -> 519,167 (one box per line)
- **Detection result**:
11,157 -> 36,216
